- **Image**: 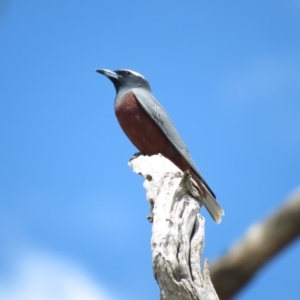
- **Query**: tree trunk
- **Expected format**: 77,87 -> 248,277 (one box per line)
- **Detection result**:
129,154 -> 219,300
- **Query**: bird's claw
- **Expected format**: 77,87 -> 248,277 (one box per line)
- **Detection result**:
129,151 -> 143,161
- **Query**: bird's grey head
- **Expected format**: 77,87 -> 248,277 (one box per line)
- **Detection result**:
96,69 -> 151,97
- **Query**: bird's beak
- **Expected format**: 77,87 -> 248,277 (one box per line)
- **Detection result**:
96,69 -> 119,79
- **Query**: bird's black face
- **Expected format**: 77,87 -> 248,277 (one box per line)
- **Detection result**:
96,69 -> 151,96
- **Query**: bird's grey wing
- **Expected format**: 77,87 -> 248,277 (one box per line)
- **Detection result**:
132,88 -> 214,196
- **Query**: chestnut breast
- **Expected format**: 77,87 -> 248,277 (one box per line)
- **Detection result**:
115,90 -> 174,155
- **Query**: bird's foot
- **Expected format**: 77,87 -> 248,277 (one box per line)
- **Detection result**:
129,151 -> 144,161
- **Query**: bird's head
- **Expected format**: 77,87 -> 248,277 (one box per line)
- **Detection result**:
96,69 -> 151,96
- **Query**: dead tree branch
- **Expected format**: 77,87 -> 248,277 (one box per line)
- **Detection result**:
210,188 -> 300,300
129,154 -> 219,300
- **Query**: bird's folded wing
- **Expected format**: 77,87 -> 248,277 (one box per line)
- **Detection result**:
132,88 -> 215,198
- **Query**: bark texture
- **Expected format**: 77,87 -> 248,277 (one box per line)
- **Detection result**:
129,154 -> 219,300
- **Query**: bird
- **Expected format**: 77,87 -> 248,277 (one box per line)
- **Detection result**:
96,69 -> 224,223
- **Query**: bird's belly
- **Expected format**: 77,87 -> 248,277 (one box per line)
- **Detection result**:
115,91 -> 174,155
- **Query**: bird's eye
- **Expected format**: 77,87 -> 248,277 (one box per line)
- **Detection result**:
122,71 -> 131,76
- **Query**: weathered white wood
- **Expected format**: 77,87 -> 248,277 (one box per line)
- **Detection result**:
129,154 -> 219,300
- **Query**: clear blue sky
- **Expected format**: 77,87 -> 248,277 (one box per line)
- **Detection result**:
1,1 -> 300,299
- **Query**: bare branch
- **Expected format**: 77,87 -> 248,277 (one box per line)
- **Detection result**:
210,188 -> 300,300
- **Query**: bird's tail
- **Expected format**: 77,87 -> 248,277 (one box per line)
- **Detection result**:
201,187 -> 224,223
190,169 -> 224,223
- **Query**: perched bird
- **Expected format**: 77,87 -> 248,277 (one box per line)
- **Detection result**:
96,69 -> 224,223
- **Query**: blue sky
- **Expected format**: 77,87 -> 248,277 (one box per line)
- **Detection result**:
1,1 -> 300,299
